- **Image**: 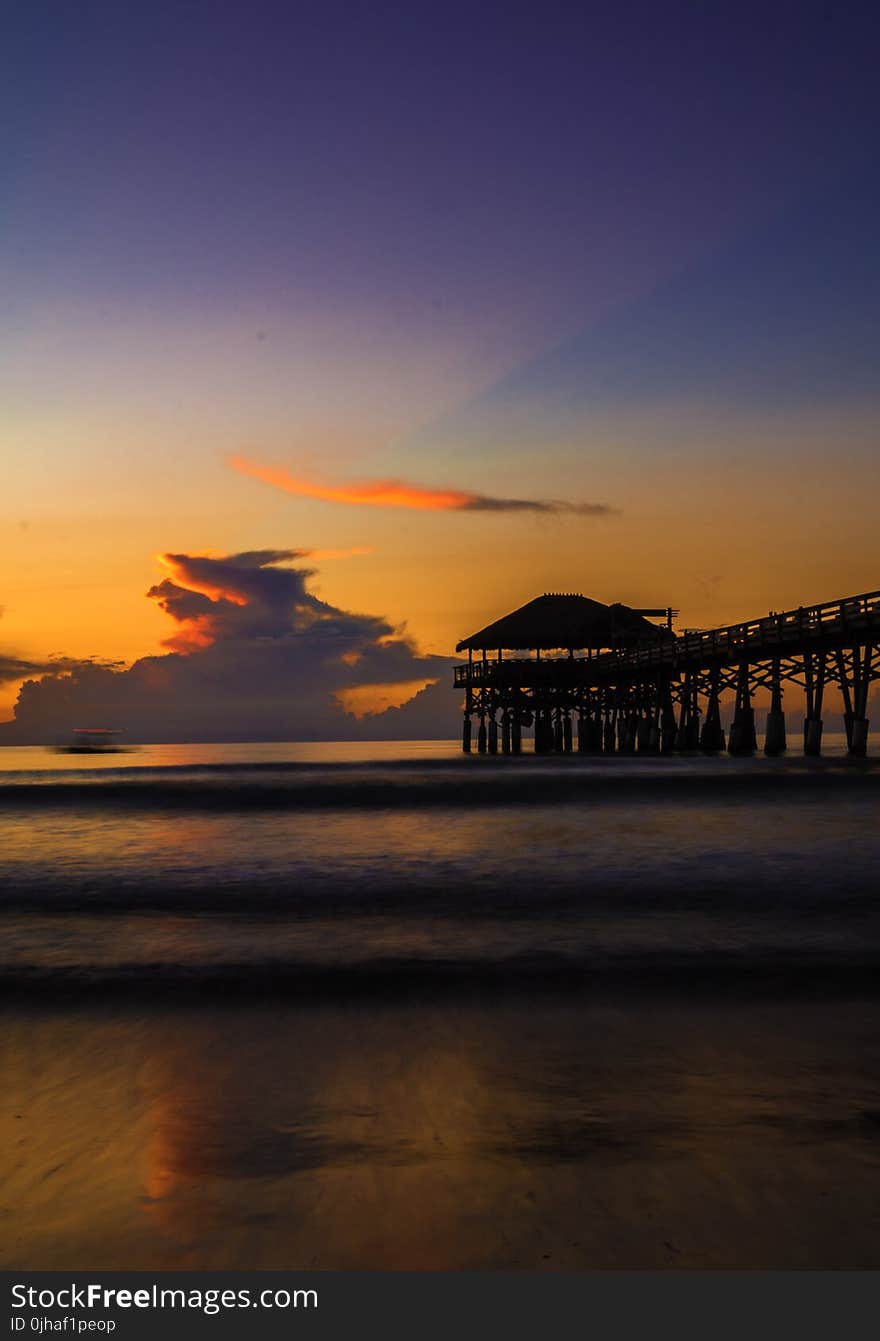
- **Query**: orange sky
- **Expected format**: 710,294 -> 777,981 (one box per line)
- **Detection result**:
2,405 -> 878,723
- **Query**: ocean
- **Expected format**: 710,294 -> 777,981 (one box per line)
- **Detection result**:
2,739 -> 879,1268
0,737 -> 878,992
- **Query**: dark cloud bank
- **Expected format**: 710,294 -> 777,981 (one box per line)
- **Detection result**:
0,551 -> 456,744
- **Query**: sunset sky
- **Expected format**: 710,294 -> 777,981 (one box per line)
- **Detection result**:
3,2 -> 880,724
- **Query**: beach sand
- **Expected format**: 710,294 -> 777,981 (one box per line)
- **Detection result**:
3,992 -> 879,1269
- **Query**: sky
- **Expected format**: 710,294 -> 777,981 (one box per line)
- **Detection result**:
2,1 -> 880,732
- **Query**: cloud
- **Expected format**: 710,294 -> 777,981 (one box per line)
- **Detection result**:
0,655 -> 48,684
230,455 -> 617,516
147,549 -> 374,653
1,550 -> 455,742
0,654 -> 120,685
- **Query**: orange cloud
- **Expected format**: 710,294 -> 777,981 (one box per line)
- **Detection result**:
161,620 -> 218,654
336,678 -> 439,718
230,456 -> 474,510
229,455 -> 617,516
155,554 -> 250,607
154,547 -> 370,623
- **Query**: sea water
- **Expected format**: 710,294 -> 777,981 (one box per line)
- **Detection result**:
0,737 -> 877,991
2,739 -> 880,1269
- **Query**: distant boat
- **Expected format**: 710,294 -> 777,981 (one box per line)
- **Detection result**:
57,728 -> 126,754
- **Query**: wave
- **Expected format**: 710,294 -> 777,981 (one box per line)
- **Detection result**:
0,756 -> 878,812
2,952 -> 879,1001
1,875 -> 878,917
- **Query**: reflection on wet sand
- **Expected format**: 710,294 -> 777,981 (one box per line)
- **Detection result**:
3,997 -> 880,1269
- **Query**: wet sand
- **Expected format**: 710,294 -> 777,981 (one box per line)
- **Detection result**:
3,992 -> 880,1269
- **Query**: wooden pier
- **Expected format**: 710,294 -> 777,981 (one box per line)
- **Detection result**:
454,590 -> 880,757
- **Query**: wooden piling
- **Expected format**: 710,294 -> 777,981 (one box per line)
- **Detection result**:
700,673 -> 726,753
803,650 -> 827,756
729,662 -> 758,756
764,664 -> 786,756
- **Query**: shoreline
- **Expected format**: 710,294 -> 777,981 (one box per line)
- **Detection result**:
4,992 -> 879,1270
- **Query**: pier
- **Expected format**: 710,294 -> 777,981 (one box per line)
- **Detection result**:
454,590 -> 880,757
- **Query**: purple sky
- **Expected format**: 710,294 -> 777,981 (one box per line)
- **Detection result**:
3,1 -> 880,732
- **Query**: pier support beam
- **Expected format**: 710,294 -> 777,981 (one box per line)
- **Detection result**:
675,679 -> 699,750
660,682 -> 677,754
728,709 -> 756,755
803,650 -> 827,756
700,673 -> 726,753
728,663 -> 757,756
463,679 -> 473,754
535,710 -> 553,754
803,717 -> 823,755
764,663 -> 786,756
673,710 -> 689,751
686,717 -> 701,750
763,711 -> 786,756
477,716 -> 487,754
850,717 -> 869,756
685,681 -> 701,749
837,644 -> 874,757
511,715 -> 522,755
562,713 -> 573,754
501,712 -> 511,755
637,714 -> 659,753
488,716 -> 499,754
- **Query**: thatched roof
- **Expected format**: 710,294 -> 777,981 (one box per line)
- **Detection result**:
456,593 -> 670,652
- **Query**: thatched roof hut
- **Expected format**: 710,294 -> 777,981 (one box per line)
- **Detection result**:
455,593 -> 671,653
